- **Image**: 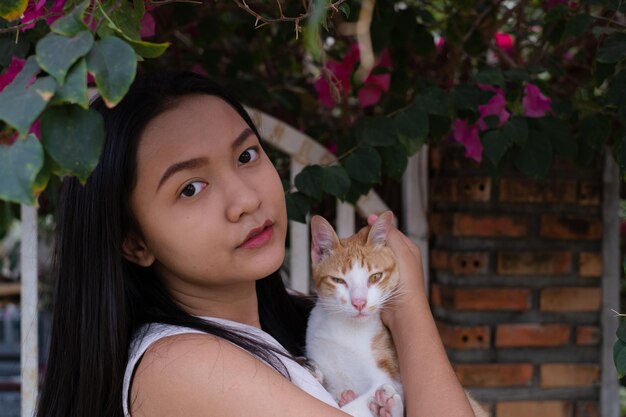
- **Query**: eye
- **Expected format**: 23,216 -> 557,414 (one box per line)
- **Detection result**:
329,277 -> 346,285
368,272 -> 382,284
238,146 -> 260,165
180,181 -> 207,198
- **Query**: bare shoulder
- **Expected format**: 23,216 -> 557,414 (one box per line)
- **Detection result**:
129,332 -> 347,417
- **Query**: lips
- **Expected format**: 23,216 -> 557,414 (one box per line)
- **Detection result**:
238,219 -> 274,249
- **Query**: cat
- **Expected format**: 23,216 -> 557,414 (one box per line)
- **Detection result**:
305,211 -> 488,417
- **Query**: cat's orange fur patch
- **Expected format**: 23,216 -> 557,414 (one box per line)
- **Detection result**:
371,328 -> 400,381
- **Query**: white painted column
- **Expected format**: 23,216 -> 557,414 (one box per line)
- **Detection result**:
20,205 -> 38,417
402,146 -> 429,290
289,160 -> 310,294
601,150 -> 619,417
335,201 -> 355,238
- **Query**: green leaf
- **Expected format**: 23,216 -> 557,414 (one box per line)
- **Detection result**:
413,87 -> 450,116
344,147 -> 381,184
285,191 -> 311,223
0,202 -> 16,239
578,114 -> 611,150
50,0 -> 90,36
597,33 -> 626,63
36,31 -> 94,85
618,318 -> 626,343
614,339 -> 626,378
536,117 -> 576,159
124,38 -> 170,59
379,143 -> 408,180
394,106 -> 428,155
0,63 -> 57,133
563,14 -> 593,40
41,105 -> 105,183
86,36 -> 137,108
474,66 -> 505,88
481,130 -> 511,167
345,179 -> 372,205
52,58 -> 88,108
303,0 -> 329,59
606,69 -> 626,106
0,135 -> 44,205
503,116 -> 528,146
295,165 -> 324,200
322,165 -> 351,199
0,0 -> 27,20
452,84 -> 480,111
357,116 -> 396,147
338,3 -> 350,18
512,129 -> 553,179
617,135 -> 626,173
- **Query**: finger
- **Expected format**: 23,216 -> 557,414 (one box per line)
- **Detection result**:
367,214 -> 378,226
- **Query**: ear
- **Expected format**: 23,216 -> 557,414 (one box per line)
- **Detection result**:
310,215 -> 340,265
122,231 -> 156,267
366,211 -> 393,247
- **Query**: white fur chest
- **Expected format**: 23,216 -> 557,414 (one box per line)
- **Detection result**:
306,304 -> 396,399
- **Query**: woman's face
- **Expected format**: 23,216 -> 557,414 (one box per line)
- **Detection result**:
124,94 -> 287,295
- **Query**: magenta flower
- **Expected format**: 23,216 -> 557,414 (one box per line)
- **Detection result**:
522,83 -> 552,118
358,49 -> 392,108
477,90 -> 510,130
451,119 -> 482,163
0,57 -> 27,92
140,12 -> 156,38
495,32 -> 514,55
315,44 -> 392,108
20,0 -> 46,31
46,0 -> 66,25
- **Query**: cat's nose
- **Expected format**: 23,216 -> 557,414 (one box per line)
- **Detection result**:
352,298 -> 367,311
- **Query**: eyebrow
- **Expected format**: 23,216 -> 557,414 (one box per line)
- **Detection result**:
156,128 -> 255,192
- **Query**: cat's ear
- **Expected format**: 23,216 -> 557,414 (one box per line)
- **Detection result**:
310,215 -> 340,264
367,211 -> 394,247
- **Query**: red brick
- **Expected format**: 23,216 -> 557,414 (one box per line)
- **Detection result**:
540,363 -> 600,387
540,288 -> 601,312
430,250 -> 450,270
432,177 -> 491,202
437,322 -> 491,349
429,213 -> 452,235
496,324 -> 570,347
430,284 -> 442,306
453,288 -> 530,311
450,252 -> 489,275
455,363 -> 533,387
540,215 -> 602,240
576,326 -> 600,346
575,401 -> 599,417
579,252 -> 603,278
453,214 -> 529,237
496,401 -> 572,417
579,182 -> 601,206
497,251 -> 572,275
499,179 -> 577,203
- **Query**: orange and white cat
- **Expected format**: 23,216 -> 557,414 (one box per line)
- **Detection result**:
305,212 -> 488,417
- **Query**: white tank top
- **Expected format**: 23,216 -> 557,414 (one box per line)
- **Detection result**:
122,316 -> 338,416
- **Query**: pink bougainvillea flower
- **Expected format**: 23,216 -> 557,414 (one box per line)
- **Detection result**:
543,0 -> 566,9
314,59 -> 354,108
326,142 -> 337,155
476,88 -> 510,130
190,64 -> 208,77
452,119 -> 482,163
46,0 -> 66,25
20,0 -> 46,31
358,49 -> 392,108
140,12 -> 156,38
436,37 -> 446,53
522,83 -> 552,118
495,32 -> 514,55
0,57 -> 26,92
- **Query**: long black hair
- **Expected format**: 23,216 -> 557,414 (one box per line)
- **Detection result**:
36,71 -> 314,417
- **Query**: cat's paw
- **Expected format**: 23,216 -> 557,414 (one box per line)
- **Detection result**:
368,384 -> 403,417
338,389 -> 358,407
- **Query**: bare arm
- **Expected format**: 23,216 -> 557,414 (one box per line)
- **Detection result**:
369,214 -> 476,417
129,333 -> 352,417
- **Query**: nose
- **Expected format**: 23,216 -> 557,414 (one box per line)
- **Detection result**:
351,298 -> 367,312
224,174 -> 262,222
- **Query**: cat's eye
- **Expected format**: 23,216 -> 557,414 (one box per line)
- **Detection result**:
368,272 -> 383,284
329,277 -> 346,285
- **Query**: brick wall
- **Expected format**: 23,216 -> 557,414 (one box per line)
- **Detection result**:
429,146 -> 604,417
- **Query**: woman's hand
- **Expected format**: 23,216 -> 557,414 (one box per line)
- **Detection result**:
367,212 -> 428,330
